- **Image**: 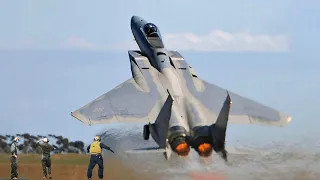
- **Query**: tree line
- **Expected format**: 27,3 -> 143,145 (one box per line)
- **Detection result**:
0,133 -> 86,154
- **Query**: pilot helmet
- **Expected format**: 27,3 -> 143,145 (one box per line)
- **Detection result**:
144,23 -> 157,34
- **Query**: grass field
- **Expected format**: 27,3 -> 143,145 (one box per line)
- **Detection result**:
0,153 -> 153,180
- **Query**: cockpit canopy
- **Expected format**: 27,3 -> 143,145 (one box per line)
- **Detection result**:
143,23 -> 161,38
142,23 -> 164,48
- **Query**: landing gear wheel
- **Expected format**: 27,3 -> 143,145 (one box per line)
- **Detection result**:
143,124 -> 150,140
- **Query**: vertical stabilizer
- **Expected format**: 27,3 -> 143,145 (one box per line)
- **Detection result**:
210,91 -> 232,162
150,90 -> 174,159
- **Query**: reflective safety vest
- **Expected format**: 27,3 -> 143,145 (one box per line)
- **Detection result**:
89,141 -> 102,154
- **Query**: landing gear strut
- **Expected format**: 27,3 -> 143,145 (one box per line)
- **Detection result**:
143,124 -> 150,140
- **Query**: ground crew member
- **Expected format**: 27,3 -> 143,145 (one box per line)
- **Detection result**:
10,137 -> 20,180
36,137 -> 56,179
87,136 -> 114,180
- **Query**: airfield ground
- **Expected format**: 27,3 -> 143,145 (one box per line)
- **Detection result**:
0,153 -> 227,180
0,153 -> 156,180
1,151 -> 318,180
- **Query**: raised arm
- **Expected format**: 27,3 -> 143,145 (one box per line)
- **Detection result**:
36,139 -> 44,147
100,143 -> 114,153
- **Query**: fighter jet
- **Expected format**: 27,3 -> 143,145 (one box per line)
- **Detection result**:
71,16 -> 292,161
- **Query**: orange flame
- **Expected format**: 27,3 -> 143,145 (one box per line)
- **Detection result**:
197,143 -> 212,157
175,142 -> 190,156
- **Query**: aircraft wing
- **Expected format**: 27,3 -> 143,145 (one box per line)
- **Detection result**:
71,55 -> 169,125
199,80 -> 292,126
168,51 -> 292,127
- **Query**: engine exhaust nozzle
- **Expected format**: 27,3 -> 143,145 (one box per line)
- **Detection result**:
170,136 -> 190,156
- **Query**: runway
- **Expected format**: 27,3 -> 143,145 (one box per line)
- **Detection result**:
98,124 -> 320,180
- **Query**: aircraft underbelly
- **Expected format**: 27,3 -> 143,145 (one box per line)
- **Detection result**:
158,67 -> 191,131
160,68 -> 183,96
186,102 -> 208,127
168,100 -> 189,131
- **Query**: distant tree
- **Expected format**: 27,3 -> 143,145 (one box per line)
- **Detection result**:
73,141 -> 85,152
37,135 -> 45,138
56,140 -> 62,145
23,140 -> 29,146
0,135 -> 6,140
67,146 -> 79,153
0,140 -> 8,149
1,146 -> 10,153
21,145 -> 29,153
62,138 -> 69,149
57,147 -> 65,153
30,135 -> 38,140
0,133 -> 86,154
18,144 -> 23,151
5,147 -> 10,153
30,141 -> 37,150
23,133 -> 30,139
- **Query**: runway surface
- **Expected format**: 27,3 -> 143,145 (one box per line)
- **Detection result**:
98,124 -> 320,180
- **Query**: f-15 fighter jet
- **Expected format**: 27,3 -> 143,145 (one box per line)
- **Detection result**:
71,16 -> 292,161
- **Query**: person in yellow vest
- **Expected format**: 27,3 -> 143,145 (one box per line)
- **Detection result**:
86,136 -> 114,180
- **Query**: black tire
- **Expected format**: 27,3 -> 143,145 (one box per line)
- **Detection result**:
143,124 -> 150,140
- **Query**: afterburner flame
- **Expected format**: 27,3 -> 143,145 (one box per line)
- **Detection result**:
197,143 -> 213,157
175,142 -> 190,156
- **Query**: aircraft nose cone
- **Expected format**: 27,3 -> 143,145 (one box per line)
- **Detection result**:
131,16 -> 145,28
131,16 -> 141,24
131,16 -> 139,21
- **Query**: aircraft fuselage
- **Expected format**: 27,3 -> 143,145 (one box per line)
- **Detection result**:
130,16 -> 222,158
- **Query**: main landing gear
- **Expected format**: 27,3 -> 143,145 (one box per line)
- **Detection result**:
143,124 -> 150,140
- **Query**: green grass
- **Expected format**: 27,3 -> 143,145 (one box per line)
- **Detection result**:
0,153 -> 89,166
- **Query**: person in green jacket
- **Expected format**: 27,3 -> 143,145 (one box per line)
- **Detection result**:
36,137 -> 56,179
10,137 -> 20,180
